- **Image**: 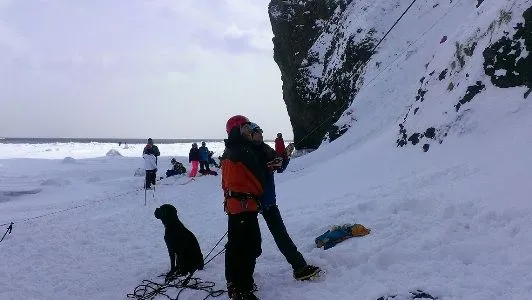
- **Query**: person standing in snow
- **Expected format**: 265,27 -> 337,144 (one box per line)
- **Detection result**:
249,122 -> 321,281
274,133 -> 286,158
144,138 -> 160,164
188,143 -> 200,177
222,115 -> 266,300
198,141 -> 211,172
143,146 -> 157,189
274,133 -> 290,173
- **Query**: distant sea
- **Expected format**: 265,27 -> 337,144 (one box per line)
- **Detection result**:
0,138 -> 225,144
0,137 -> 278,144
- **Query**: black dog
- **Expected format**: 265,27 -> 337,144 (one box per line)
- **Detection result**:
154,204 -> 204,281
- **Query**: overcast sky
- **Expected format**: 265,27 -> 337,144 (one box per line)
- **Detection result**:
0,0 -> 292,140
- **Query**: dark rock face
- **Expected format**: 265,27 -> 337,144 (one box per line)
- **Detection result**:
416,88 -> 428,102
454,81 -> 486,112
438,69 -> 448,81
269,0 -> 374,149
483,7 -> 532,98
269,0 -> 530,152
396,124 -> 438,149
424,127 -> 436,139
396,5 -> 531,153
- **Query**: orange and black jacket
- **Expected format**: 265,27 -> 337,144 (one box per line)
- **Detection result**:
221,135 -> 267,215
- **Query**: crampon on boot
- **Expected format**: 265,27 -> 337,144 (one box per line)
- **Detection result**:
294,265 -> 322,281
227,282 -> 258,299
233,291 -> 259,300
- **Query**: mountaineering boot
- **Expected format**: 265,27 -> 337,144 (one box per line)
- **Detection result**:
234,291 -> 259,300
294,265 -> 321,281
227,282 -> 236,299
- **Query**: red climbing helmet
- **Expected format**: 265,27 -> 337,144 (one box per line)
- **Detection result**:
226,115 -> 250,134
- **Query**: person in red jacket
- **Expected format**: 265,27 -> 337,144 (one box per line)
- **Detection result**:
274,133 -> 291,173
222,115 -> 266,300
274,133 -> 286,158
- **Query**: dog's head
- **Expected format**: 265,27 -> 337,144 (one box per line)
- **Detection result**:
154,204 -> 178,225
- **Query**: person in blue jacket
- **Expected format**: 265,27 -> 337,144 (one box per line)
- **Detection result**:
198,141 -> 211,172
249,122 -> 321,281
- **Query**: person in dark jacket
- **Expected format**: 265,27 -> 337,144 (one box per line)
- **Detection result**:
249,122 -> 321,281
222,115 -> 266,300
144,138 -> 160,163
198,141 -> 211,172
166,158 -> 187,177
188,143 -> 200,177
208,151 -> 220,168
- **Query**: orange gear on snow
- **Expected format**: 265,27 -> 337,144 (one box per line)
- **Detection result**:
351,224 -> 371,237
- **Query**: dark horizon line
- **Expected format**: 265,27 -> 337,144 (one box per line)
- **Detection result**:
0,137 -> 284,144
0,136 -> 225,140
1,135 -> 290,140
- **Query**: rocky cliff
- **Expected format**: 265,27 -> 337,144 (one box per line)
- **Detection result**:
269,0 -> 374,149
269,0 -> 531,151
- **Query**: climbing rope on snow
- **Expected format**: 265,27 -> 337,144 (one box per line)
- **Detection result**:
204,248 -> 226,266
0,174 -> 196,245
0,181 -> 160,245
127,231 -> 228,300
203,231 -> 227,263
0,173 -> 188,233
0,222 -> 13,244
126,276 -> 225,300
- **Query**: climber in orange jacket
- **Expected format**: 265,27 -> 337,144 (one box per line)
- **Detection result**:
221,115 -> 267,300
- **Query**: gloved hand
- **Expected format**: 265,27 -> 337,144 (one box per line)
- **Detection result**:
266,157 -> 283,169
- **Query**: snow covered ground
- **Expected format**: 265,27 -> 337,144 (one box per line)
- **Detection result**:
1,0 -> 531,299
1,116 -> 532,300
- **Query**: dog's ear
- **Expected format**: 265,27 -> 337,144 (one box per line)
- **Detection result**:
154,207 -> 163,220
